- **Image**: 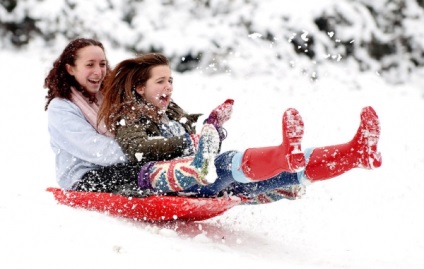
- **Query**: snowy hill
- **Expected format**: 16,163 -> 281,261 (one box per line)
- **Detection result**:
1,45 -> 423,269
1,0 -> 424,268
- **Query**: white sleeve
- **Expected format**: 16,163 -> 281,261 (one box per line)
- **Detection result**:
48,99 -> 127,166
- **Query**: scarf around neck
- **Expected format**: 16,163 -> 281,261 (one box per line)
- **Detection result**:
70,87 -> 114,137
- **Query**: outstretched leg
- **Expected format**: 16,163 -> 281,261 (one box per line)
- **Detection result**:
240,108 -> 305,181
184,108 -> 306,197
189,108 -> 306,196
304,106 -> 382,181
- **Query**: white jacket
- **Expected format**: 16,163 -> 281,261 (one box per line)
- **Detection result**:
47,98 -> 127,190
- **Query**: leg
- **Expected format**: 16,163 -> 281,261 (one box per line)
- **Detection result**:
225,172 -> 300,198
240,186 -> 304,205
75,162 -> 147,196
183,151 -> 303,198
304,106 -> 382,181
182,151 -> 239,196
181,109 -> 307,197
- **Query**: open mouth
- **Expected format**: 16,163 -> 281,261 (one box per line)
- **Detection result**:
88,78 -> 101,85
159,93 -> 170,103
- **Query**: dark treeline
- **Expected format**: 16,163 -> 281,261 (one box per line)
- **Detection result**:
2,0 -> 423,83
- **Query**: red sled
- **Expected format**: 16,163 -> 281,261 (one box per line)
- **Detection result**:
46,187 -> 242,221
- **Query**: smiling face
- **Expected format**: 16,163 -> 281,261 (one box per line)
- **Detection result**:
65,45 -> 107,95
136,65 -> 173,111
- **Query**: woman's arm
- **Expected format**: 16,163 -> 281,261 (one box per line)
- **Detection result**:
115,121 -> 193,163
48,98 -> 127,166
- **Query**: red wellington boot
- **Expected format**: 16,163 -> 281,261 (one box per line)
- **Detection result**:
304,106 -> 382,181
240,108 -> 306,181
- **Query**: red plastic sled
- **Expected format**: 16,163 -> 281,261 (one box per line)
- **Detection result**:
46,187 -> 242,221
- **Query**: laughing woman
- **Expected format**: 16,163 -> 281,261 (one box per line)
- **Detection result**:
44,38 -> 147,194
97,53 -> 382,203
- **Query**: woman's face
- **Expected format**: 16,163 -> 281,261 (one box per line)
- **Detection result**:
136,65 -> 173,111
66,45 -> 107,95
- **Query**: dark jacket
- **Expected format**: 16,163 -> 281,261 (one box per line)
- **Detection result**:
116,101 -> 201,163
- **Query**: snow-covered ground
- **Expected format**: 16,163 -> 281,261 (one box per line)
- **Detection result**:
1,42 -> 423,269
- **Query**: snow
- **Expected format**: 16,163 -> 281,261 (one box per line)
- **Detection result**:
2,1 -> 424,268
1,43 -> 423,269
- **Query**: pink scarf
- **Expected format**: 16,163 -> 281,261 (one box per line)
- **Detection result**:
70,87 -> 114,137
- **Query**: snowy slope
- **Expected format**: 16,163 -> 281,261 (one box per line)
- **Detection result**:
1,44 -> 423,269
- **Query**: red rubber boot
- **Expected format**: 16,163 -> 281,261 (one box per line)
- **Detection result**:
304,106 -> 382,181
240,108 -> 306,181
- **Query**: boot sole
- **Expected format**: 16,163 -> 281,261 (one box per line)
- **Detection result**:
283,108 -> 306,171
360,106 -> 382,168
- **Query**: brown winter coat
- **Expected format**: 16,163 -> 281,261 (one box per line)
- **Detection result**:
115,101 -> 201,163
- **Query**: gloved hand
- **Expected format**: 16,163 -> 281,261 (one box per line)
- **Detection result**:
204,99 -> 234,141
205,99 -> 234,127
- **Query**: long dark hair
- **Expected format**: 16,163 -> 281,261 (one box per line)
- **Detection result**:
98,53 -> 170,133
43,38 -> 111,110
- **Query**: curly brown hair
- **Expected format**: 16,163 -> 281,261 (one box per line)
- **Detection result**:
98,53 -> 170,134
43,38 -> 111,110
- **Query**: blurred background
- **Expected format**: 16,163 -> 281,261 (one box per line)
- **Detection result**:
2,0 -> 424,86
